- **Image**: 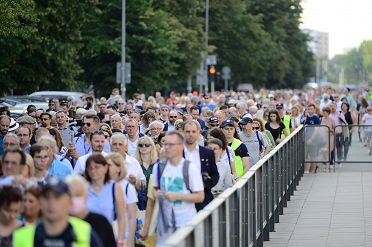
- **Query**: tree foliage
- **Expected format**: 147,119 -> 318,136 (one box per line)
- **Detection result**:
328,40 -> 372,84
0,0 -> 314,96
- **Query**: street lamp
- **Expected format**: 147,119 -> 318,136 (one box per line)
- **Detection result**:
121,0 -> 126,101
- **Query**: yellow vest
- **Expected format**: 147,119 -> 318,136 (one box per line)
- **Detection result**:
13,217 -> 91,247
281,115 -> 291,139
231,138 -> 244,177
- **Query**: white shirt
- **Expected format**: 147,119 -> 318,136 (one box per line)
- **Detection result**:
212,159 -> 233,191
125,154 -> 146,181
73,151 -> 108,175
127,138 -> 139,157
119,179 -> 138,240
184,145 -> 201,170
152,158 -> 204,227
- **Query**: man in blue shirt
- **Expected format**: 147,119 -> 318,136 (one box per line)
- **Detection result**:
303,103 -> 321,173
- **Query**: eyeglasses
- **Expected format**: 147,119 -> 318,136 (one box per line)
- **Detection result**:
151,127 -> 163,131
138,143 -> 151,148
83,122 -> 92,127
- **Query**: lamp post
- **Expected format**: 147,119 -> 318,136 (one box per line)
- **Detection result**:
121,0 -> 126,101
204,0 -> 209,94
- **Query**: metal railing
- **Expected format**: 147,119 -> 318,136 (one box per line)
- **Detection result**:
164,125 -> 305,247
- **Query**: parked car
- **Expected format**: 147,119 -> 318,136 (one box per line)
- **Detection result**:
29,91 -> 86,106
9,102 -> 49,115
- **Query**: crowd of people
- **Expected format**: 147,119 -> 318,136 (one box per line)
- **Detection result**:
0,85 -> 371,246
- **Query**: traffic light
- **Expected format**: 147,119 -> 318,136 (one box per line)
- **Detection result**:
209,65 -> 216,76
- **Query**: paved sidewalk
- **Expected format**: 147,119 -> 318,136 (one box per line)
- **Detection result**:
264,139 -> 372,247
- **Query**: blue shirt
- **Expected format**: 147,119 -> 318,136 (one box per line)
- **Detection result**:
303,115 -> 321,125
87,181 -> 116,223
74,134 -> 110,157
48,157 -> 73,180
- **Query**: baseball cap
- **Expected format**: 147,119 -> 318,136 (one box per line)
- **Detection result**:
238,117 -> 253,125
40,176 -> 70,197
16,115 -> 36,124
276,103 -> 284,109
221,119 -> 235,128
208,116 -> 219,124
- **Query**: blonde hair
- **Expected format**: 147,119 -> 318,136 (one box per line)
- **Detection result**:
65,175 -> 89,198
25,154 -> 35,178
106,152 -> 127,181
135,136 -> 158,165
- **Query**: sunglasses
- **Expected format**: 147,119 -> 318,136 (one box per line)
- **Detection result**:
253,127 -> 260,130
83,122 -> 92,127
169,116 -> 178,119
210,124 -> 219,127
138,143 -> 151,148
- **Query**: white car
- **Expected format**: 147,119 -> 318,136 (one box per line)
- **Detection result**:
9,102 -> 49,115
29,91 -> 86,106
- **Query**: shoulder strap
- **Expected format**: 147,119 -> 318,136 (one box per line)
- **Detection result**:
125,183 -> 129,195
225,148 -> 233,174
183,160 -> 191,192
256,131 -> 263,153
157,159 -> 166,189
112,183 -> 117,221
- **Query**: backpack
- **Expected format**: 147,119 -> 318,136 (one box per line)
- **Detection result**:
156,159 -> 191,192
255,131 -> 264,153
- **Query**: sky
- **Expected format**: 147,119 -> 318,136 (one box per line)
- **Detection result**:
301,0 -> 372,58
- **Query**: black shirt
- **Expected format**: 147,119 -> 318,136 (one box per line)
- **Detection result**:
34,221 -> 103,247
228,141 -> 250,158
84,212 -> 116,247
265,122 -> 286,141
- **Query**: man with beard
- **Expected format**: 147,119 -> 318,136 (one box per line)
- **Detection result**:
71,114 -> 110,164
0,115 -> 10,156
163,110 -> 179,131
73,131 -> 107,175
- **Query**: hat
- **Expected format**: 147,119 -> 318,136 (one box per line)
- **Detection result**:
208,116 -> 219,124
276,103 -> 284,109
40,176 -> 70,196
176,108 -> 185,115
16,115 -> 36,124
221,119 -> 235,128
8,118 -> 19,132
227,99 -> 236,105
76,108 -> 88,115
239,117 -> 253,125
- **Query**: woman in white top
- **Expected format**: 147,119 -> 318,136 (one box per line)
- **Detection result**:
107,152 -> 138,247
207,138 -> 233,194
290,105 -> 301,130
207,128 -> 236,180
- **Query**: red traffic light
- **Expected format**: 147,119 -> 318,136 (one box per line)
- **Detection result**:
209,66 -> 216,75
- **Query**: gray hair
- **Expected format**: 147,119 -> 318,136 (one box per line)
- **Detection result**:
111,132 -> 128,145
38,135 -> 58,153
149,120 -> 164,130
4,133 -> 20,144
249,106 -> 258,114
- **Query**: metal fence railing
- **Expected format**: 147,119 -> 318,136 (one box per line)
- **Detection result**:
164,125 -> 305,247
